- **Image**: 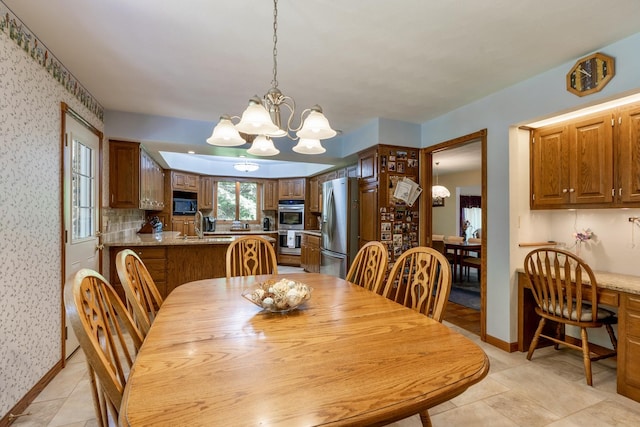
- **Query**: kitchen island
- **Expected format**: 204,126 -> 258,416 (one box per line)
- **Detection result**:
105,231 -> 277,299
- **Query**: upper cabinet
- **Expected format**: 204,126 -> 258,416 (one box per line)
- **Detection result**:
308,176 -> 320,213
531,104 -> 640,209
109,140 -> 165,210
278,178 -> 305,200
172,171 -> 199,192
263,180 -> 279,210
199,176 -> 213,210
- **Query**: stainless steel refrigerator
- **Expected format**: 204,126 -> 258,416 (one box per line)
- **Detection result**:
320,177 -> 359,278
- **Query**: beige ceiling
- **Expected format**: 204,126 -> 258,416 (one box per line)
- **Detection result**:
6,0 -> 640,163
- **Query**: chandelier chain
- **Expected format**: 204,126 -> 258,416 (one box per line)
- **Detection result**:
271,0 -> 279,89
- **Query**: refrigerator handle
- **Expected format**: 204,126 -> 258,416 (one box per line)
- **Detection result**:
326,187 -> 334,240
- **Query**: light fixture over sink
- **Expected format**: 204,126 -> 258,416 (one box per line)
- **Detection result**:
206,0 -> 336,156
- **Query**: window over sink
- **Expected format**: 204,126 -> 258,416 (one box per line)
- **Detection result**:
214,181 -> 259,222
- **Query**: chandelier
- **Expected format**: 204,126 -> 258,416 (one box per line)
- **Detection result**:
432,162 -> 451,198
206,0 -> 336,156
233,157 -> 260,173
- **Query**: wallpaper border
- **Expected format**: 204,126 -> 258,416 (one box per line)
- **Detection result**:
0,1 -> 104,121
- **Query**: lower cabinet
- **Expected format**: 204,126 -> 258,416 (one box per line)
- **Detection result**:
109,247 -> 168,301
172,216 -> 196,236
618,294 -> 640,401
301,233 -> 321,273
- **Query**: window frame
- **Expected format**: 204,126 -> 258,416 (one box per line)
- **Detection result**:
213,178 -> 262,223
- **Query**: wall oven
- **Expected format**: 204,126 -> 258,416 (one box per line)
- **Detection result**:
278,200 -> 304,230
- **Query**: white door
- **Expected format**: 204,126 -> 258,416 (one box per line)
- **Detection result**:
63,113 -> 101,359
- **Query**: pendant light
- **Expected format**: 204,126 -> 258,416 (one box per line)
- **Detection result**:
432,162 -> 451,198
207,0 -> 336,155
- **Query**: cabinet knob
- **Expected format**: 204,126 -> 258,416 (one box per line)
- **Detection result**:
569,188 -> 575,193
562,189 -> 568,193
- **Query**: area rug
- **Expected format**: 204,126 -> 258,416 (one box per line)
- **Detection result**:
448,286 -> 481,311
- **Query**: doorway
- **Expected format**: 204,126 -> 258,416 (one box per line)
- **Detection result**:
421,130 -> 487,339
61,103 -> 103,360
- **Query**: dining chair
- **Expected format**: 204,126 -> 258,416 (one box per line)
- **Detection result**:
345,241 -> 388,294
461,238 -> 482,281
115,248 -> 164,337
226,235 -> 278,278
523,248 -> 617,386
64,268 -> 144,427
381,246 -> 452,427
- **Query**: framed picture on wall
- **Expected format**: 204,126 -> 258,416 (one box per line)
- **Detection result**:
432,196 -> 445,207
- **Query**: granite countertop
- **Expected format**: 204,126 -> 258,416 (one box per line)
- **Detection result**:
517,267 -> 640,296
104,231 -> 276,247
203,230 -> 278,235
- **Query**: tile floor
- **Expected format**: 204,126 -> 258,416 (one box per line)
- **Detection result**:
13,267 -> 640,426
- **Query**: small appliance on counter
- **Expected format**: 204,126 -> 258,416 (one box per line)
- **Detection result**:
263,217 -> 271,231
203,216 -> 216,232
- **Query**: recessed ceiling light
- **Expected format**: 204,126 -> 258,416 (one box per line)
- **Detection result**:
187,150 -> 195,154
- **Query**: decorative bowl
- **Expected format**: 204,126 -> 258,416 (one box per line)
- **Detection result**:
242,278 -> 312,313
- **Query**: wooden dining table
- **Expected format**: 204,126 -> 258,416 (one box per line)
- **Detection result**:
119,273 -> 489,426
445,241 -> 482,282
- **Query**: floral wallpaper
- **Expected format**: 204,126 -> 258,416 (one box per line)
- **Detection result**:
0,1 -> 104,122
0,25 -> 103,416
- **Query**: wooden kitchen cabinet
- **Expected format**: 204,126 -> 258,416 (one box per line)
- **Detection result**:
172,216 -> 196,236
263,180 -> 279,210
172,171 -> 199,192
531,112 -> 613,209
109,246 -> 167,301
278,178 -> 305,200
199,176 -> 213,210
300,233 -> 321,273
618,293 -> 640,401
109,140 -> 164,210
531,104 -> 640,209
358,181 -> 379,248
618,104 -> 640,205
308,176 -> 320,212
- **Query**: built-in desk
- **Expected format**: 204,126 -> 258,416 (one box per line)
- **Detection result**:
518,270 -> 640,402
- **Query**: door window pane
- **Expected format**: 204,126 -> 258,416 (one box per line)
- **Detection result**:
71,140 -> 95,241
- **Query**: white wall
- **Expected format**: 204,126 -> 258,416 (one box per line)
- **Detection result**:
423,32 -> 640,344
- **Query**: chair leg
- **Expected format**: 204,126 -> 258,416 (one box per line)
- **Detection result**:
580,327 -> 593,386
605,324 -> 618,351
527,318 -> 545,360
553,322 -> 562,350
419,409 -> 433,427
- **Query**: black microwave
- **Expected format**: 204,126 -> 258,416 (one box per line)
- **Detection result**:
173,198 -> 197,215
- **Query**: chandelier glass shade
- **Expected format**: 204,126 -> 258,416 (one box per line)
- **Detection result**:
207,0 -> 335,156
233,159 -> 260,173
432,162 -> 451,198
246,135 -> 280,156
206,115 -> 245,146
292,138 -> 326,155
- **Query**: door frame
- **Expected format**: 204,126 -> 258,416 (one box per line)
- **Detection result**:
60,102 -> 103,363
420,129 -> 487,340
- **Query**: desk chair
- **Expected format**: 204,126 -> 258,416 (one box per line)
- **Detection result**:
64,269 -> 144,427
116,249 -> 164,337
226,235 -> 278,278
524,248 -> 617,386
381,246 -> 452,427
346,241 -> 388,294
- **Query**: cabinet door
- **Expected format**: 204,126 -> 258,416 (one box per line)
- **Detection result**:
358,147 -> 378,181
569,113 -> 614,205
531,125 -> 570,207
109,140 -> 140,208
618,294 -> 640,401
619,105 -> 640,204
308,177 -> 320,212
263,180 -> 278,210
199,176 -> 213,210
278,178 -> 305,200
358,182 -> 378,247
172,171 -> 199,192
